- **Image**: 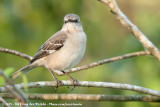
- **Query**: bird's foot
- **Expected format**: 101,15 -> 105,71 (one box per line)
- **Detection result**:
48,68 -> 63,91
62,71 -> 79,90
54,79 -> 63,91
70,78 -> 79,91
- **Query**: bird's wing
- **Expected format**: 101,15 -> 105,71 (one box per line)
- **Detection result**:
30,31 -> 68,63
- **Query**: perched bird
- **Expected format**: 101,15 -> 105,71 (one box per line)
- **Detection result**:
11,14 -> 87,89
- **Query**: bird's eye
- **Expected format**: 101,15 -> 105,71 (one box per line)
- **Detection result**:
74,20 -> 78,22
65,19 -> 78,23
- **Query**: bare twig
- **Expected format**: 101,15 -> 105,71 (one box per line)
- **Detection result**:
4,84 -> 23,104
0,96 -> 10,107
1,93 -> 160,102
98,0 -> 160,61
60,51 -> 150,75
0,47 -> 32,60
0,81 -> 160,97
0,70 -> 29,106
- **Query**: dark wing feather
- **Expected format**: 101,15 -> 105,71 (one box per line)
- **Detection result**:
30,31 -> 68,63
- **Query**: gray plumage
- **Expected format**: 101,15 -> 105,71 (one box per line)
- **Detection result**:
11,14 -> 87,83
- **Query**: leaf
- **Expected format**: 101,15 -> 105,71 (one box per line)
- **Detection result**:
4,67 -> 15,77
22,73 -> 29,92
0,67 -> 15,86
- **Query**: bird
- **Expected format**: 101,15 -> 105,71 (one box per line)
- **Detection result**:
11,14 -> 87,89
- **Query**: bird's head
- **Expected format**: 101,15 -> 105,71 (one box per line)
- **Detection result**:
64,14 -> 80,24
62,14 -> 83,32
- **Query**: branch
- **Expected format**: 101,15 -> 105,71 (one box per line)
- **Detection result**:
98,0 -> 160,61
0,81 -> 160,97
0,47 -> 32,60
0,70 -> 29,106
0,97 -> 10,107
61,51 -> 150,75
1,93 -> 160,102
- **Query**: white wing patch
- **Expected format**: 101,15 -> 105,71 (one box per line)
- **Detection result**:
43,42 -> 64,54
54,43 -> 63,46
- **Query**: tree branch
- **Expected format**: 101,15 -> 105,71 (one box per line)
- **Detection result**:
0,96 -> 10,107
0,70 -> 29,106
61,51 -> 150,75
0,47 -> 32,60
1,93 -> 160,102
98,0 -> 160,61
0,81 -> 160,97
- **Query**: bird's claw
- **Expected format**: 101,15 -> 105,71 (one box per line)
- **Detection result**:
55,79 -> 63,91
71,79 -> 79,91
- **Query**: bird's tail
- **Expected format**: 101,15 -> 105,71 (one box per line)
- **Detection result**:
11,64 -> 35,80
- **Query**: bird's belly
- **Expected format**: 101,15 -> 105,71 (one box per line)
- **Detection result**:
47,48 -> 84,70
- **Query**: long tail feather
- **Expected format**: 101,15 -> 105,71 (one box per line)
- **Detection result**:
11,64 -> 35,80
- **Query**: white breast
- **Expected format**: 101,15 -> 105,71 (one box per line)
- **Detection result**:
66,31 -> 87,69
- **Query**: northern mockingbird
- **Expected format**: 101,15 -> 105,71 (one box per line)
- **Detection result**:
11,14 -> 87,89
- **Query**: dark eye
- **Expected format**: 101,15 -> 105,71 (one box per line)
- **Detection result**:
74,20 -> 78,23
65,19 -> 78,23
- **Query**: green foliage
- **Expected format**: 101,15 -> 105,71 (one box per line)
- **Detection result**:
0,67 -> 14,86
22,73 -> 29,92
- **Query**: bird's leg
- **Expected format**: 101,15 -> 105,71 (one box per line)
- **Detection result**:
62,71 -> 79,90
48,68 -> 62,89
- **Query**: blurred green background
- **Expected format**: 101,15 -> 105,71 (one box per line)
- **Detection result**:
0,0 -> 160,107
